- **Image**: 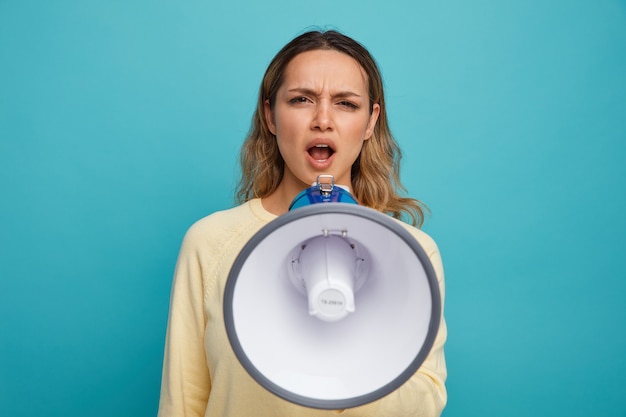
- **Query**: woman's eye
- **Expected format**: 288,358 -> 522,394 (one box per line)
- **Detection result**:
289,97 -> 310,104
338,101 -> 358,109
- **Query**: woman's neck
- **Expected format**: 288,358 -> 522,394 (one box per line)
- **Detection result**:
261,175 -> 354,216
261,177 -> 309,216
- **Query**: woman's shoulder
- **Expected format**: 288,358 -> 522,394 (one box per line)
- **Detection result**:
391,218 -> 445,288
182,199 -> 276,247
392,217 -> 440,258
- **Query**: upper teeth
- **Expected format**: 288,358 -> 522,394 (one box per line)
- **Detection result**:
315,144 -> 329,147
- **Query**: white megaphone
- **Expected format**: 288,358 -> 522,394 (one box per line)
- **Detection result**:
224,175 -> 441,410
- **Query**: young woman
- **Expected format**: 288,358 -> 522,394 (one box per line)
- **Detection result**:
158,29 -> 447,417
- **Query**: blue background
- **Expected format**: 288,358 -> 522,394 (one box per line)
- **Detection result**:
1,1 -> 625,416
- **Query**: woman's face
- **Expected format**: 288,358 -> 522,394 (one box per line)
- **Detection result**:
265,49 -> 380,194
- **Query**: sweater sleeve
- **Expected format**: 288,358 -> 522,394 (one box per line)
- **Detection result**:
158,224 -> 212,417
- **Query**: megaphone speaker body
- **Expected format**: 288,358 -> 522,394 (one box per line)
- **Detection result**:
224,203 -> 441,410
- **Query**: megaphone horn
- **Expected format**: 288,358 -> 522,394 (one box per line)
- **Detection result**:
224,176 -> 441,409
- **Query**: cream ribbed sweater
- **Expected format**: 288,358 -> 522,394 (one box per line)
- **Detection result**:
158,199 -> 447,417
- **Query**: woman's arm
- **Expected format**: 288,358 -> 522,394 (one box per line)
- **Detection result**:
158,226 -> 212,417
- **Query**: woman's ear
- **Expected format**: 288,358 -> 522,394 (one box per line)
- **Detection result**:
264,100 -> 276,135
364,103 -> 381,140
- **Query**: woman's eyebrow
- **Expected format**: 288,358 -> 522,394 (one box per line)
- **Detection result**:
287,87 -> 362,99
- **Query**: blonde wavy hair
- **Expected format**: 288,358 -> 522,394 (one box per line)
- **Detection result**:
236,29 -> 428,227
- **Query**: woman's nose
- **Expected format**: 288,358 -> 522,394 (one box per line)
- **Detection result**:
312,102 -> 333,131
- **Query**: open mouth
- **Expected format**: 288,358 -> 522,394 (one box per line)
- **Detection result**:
308,144 -> 335,161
